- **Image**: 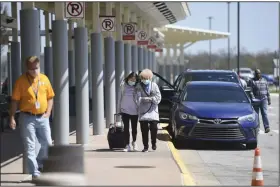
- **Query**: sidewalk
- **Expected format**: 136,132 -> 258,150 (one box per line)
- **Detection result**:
1,125 -> 183,186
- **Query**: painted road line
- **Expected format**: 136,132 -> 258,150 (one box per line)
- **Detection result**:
159,124 -> 196,186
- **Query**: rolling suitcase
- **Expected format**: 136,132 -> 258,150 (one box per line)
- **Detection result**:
107,114 -> 125,150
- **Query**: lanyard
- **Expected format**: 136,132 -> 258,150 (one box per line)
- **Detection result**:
26,73 -> 40,100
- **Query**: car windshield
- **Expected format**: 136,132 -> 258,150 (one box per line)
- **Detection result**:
183,85 -> 249,103
152,74 -> 172,88
185,73 -> 239,83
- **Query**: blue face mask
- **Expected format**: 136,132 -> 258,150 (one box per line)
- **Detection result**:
128,81 -> 136,86
142,79 -> 150,85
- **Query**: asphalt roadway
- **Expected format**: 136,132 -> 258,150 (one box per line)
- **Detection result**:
175,93 -> 279,186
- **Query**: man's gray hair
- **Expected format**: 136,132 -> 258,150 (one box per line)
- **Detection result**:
139,69 -> 153,79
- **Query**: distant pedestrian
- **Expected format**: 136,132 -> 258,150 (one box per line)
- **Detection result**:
136,69 -> 161,152
117,72 -> 139,152
9,56 -> 55,180
251,69 -> 271,133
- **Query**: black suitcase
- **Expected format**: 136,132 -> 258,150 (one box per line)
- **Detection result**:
107,114 -> 125,150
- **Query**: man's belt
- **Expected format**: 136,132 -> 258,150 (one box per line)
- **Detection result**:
22,112 -> 45,117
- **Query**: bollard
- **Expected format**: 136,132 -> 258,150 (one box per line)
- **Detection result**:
33,145 -> 87,185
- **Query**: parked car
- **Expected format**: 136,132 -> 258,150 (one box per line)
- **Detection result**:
261,74 -> 275,86
237,67 -> 254,79
152,69 -> 252,123
168,81 -> 260,149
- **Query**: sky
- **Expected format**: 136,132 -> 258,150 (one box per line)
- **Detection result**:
176,2 -> 279,54
3,2 -> 280,55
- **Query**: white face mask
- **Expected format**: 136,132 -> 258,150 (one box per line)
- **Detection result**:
128,81 -> 136,86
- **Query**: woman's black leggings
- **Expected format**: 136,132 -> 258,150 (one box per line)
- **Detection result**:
121,113 -> 138,145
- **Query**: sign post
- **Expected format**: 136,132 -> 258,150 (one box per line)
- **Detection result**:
65,2 -> 85,19
137,30 -> 148,45
100,16 -> 115,32
122,22 -> 137,40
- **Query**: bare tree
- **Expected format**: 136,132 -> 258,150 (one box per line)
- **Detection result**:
0,2 -> 8,54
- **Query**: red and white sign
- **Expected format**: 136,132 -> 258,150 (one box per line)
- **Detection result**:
122,22 -> 137,40
137,30 -> 148,45
147,36 -> 157,49
155,43 -> 163,52
65,2 -> 85,19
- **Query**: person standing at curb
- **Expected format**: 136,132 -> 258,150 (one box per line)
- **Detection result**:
250,69 -> 271,133
117,72 -> 139,152
136,69 -> 162,152
9,56 -> 55,180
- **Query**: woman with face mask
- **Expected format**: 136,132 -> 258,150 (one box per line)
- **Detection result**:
136,69 -> 162,152
117,72 -> 139,152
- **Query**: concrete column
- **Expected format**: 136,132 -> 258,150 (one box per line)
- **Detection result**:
20,3 -> 39,174
173,46 -> 179,80
137,17 -> 143,72
115,2 -> 124,110
52,2 -> 69,145
152,51 -> 156,72
11,2 -> 21,89
7,52 -> 12,95
123,7 -> 131,76
91,3 -> 104,135
104,2 -> 116,128
88,52 -> 92,99
20,5 -> 40,73
166,46 -> 171,83
44,11 -> 53,85
160,50 -> 165,78
180,44 -> 185,71
131,12 -> 138,73
68,20 -> 75,87
74,19 -> 89,144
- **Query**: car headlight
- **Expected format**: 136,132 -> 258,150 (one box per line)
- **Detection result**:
238,114 -> 255,122
179,112 -> 198,120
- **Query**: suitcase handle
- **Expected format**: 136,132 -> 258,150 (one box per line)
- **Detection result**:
114,113 -> 122,123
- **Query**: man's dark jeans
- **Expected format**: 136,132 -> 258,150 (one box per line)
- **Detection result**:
253,99 -> 270,129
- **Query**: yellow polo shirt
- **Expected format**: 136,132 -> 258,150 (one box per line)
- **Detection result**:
12,73 -> 55,114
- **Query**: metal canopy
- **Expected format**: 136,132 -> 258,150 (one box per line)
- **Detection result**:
157,24 -> 230,45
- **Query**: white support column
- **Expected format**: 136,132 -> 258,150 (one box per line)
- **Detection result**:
131,12 -> 137,46
123,7 -> 130,44
11,2 -> 18,42
44,11 -> 50,47
54,2 -> 65,20
92,2 -> 100,33
173,45 -> 179,80
180,44 -> 185,70
105,2 -> 113,37
21,2 -> 34,9
115,2 -> 122,41
166,45 -> 172,83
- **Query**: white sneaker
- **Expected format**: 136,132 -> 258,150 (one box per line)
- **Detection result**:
132,142 -> 138,151
123,145 -> 131,152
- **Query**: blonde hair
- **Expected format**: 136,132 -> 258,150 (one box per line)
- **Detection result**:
26,56 -> 40,65
139,69 -> 153,79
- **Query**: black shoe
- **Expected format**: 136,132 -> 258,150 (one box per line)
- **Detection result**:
142,147 -> 148,152
152,144 -> 157,150
265,127 -> 270,133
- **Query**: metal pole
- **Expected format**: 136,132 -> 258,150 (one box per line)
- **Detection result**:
237,2 -> 240,75
227,2 -> 231,70
207,16 -> 213,69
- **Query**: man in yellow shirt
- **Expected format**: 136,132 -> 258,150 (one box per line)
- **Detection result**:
9,56 -> 55,180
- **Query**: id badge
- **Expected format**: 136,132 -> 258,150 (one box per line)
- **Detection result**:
35,101 -> 40,109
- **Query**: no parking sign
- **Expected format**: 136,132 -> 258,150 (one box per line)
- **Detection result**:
65,2 -> 85,19
122,22 -> 137,40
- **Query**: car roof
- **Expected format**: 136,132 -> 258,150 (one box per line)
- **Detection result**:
186,81 -> 241,87
183,69 -> 235,74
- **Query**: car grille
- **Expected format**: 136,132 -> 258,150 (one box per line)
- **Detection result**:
189,123 -> 245,140
198,117 -> 238,124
